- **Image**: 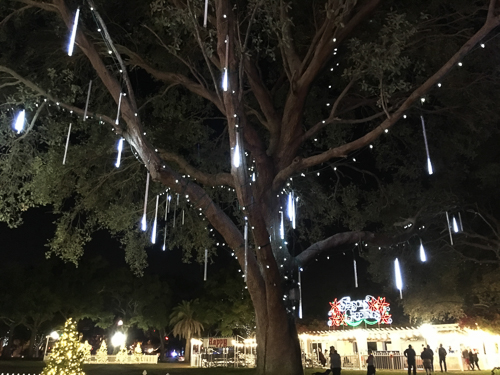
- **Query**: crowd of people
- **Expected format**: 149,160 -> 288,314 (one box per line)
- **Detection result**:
312,343 -> 482,375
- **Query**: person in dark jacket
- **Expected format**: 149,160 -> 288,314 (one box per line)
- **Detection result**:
330,349 -> 341,375
438,344 -> 447,372
471,349 -> 480,370
427,345 -> 434,372
468,349 -> 474,370
366,350 -> 376,375
404,345 -> 417,375
319,348 -> 327,367
421,347 -> 432,375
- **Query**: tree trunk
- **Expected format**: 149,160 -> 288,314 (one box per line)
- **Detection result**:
28,328 -> 37,358
158,329 -> 166,362
184,333 -> 191,363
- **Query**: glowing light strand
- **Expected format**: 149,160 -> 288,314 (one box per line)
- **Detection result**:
151,195 -> 159,244
222,36 -> 229,91
244,218 -> 248,283
419,239 -> 427,262
394,258 -> 403,299
233,130 -> 241,168
445,211 -> 454,245
298,268 -> 303,319
203,0 -> 209,27
453,216 -> 459,233
115,93 -> 123,125
280,211 -> 284,240
115,138 -> 124,168
204,248 -> 208,281
83,80 -> 92,121
141,173 -> 150,231
420,116 -> 433,175
62,123 -> 72,165
67,7 -> 80,56
353,258 -> 358,288
162,195 -> 170,251
13,109 -> 25,134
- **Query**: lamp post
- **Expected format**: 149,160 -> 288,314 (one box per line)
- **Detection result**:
43,331 -> 60,358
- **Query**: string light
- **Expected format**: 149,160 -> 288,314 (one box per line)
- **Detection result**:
141,173 -> 150,231
420,116 -> 433,175
151,195 -> 159,244
233,131 -> 241,168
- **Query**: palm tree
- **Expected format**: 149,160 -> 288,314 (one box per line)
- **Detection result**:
170,300 -> 204,363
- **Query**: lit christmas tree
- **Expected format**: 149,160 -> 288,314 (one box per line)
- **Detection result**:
116,344 -> 129,363
133,342 -> 143,362
80,340 -> 92,363
96,340 -> 108,363
41,318 -> 85,375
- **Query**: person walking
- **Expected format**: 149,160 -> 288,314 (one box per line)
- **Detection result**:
421,347 -> 433,375
427,345 -> 435,372
366,350 -> 376,375
330,349 -> 342,375
468,349 -> 474,370
438,344 -> 447,372
319,348 -> 327,367
404,345 -> 417,375
472,349 -> 480,370
462,348 -> 470,369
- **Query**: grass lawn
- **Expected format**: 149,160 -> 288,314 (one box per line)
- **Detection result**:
0,361 -> 494,375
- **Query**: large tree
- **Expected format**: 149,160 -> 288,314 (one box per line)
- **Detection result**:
1,0 -> 500,374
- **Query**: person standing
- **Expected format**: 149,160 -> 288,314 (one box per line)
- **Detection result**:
438,344 -> 447,372
462,348 -> 470,370
330,349 -> 341,375
319,348 -> 327,367
427,345 -> 434,372
404,345 -> 417,375
366,350 -> 376,375
468,349 -> 474,370
421,347 -> 433,375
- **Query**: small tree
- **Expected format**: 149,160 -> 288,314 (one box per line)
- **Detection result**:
79,340 -> 92,363
170,300 -> 204,363
116,344 -> 129,363
133,342 -> 143,362
41,318 -> 85,375
95,340 -> 108,363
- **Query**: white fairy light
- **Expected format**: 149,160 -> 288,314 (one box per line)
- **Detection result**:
13,109 -> 25,134
115,138 -> 124,168
394,258 -> 403,299
419,239 -> 427,262
141,173 -> 150,231
420,116 -> 433,175
252,172 -> 256,181
151,195 -> 159,244
67,7 -> 80,56
115,93 -> 123,125
62,123 -> 72,165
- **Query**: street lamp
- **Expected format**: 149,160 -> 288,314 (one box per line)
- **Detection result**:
44,331 -> 60,358
111,332 -> 126,347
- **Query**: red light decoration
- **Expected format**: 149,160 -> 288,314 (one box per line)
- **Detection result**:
328,295 -> 392,327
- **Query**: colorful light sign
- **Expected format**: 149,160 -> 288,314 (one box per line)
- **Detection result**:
327,295 -> 392,327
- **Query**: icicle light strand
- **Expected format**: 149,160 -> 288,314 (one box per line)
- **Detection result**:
204,248 -> 208,281
203,0 -> 209,27
83,80 -> 92,121
62,123 -> 72,165
67,7 -> 80,56
298,268 -> 303,319
445,211 -> 454,245
420,116 -> 433,175
353,259 -> 358,288
141,173 -> 150,231
13,109 -> 25,134
115,138 -> 124,168
244,218 -> 248,283
419,239 -> 427,262
151,195 -> 159,244
115,93 -> 123,125
395,258 -> 403,299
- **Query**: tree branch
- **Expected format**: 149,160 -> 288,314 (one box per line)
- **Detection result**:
158,150 -> 235,188
273,14 -> 500,190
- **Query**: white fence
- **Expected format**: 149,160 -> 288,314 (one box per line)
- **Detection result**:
44,354 -> 158,364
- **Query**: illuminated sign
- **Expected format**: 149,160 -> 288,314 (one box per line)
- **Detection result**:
204,337 -> 232,348
328,295 -> 392,327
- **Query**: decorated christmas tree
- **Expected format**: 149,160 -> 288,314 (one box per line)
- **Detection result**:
116,344 -> 129,363
95,340 -> 108,363
41,318 -> 85,375
133,342 -> 143,362
80,340 -> 92,363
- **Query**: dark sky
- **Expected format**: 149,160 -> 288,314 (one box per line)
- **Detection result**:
0,207 -> 405,325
